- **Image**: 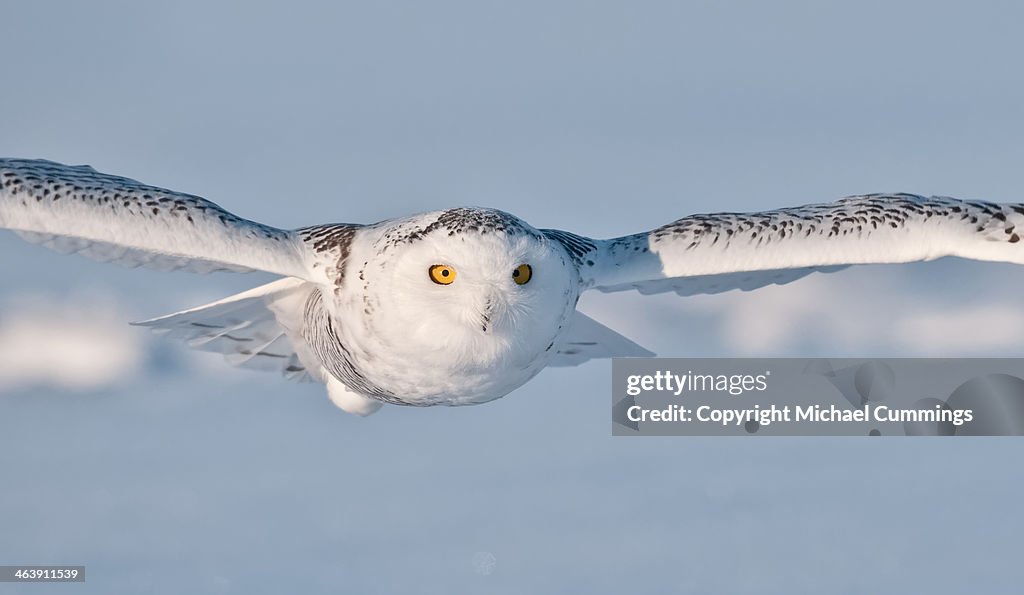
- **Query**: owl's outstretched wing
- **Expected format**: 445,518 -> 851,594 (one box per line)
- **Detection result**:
547,194 -> 1024,296
0,159 -> 314,277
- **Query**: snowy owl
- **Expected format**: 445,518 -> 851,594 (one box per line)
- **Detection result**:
3,159 -> 1024,415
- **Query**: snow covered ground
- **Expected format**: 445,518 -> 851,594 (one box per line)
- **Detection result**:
3,1 -> 1024,593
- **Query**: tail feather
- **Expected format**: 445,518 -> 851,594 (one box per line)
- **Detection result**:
133,277 -> 324,383
547,311 -> 655,367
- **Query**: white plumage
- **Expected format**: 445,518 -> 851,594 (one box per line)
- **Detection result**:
3,159 -> 1023,415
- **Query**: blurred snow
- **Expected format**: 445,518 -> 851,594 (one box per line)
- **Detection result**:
0,291 -> 145,391
583,259 -> 1024,358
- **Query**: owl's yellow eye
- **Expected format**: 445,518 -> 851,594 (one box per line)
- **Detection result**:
512,264 -> 533,285
429,264 -> 457,285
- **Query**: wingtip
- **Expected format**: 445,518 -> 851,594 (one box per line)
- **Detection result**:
129,317 -> 170,329
625,346 -> 657,358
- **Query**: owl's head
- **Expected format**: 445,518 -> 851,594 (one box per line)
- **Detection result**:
356,208 -> 579,369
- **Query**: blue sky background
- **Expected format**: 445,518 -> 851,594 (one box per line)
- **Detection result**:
2,1 -> 1024,593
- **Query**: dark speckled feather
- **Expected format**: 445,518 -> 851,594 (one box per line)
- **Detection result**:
582,193 -> 1024,295
0,159 -> 309,276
